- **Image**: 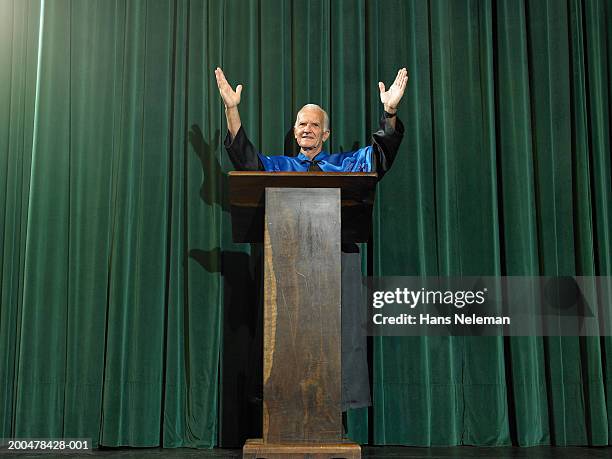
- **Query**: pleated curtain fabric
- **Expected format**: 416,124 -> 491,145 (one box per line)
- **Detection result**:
1,0 -> 611,449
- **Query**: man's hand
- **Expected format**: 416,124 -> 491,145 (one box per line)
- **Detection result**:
215,67 -> 242,109
378,68 -> 408,114
215,67 -> 243,139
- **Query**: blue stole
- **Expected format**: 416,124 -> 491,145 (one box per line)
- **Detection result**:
257,147 -> 373,172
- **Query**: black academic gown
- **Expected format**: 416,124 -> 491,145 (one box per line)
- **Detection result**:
224,116 -> 404,410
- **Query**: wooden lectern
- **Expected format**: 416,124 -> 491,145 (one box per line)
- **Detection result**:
229,172 -> 377,459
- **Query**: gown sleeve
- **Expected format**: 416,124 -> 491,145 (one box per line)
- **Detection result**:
223,126 -> 264,171
371,116 -> 404,180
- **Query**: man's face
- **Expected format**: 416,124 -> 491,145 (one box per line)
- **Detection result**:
294,107 -> 330,153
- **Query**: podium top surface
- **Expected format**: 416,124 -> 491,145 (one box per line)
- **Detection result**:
228,171 -> 378,206
228,172 -> 378,243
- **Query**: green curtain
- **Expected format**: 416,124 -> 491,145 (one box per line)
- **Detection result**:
1,0 -> 611,448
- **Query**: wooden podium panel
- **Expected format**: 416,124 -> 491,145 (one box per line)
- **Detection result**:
242,439 -> 360,459
229,172 -> 377,243
263,188 -> 342,443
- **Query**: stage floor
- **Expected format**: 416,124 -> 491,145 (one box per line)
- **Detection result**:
5,446 -> 612,458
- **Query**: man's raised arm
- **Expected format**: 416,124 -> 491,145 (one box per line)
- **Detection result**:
215,68 -> 262,171
215,67 -> 242,140
371,68 -> 409,177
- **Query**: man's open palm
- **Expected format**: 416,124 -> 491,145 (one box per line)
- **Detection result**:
215,67 -> 242,108
379,68 -> 408,110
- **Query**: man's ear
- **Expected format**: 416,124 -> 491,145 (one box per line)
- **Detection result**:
323,130 -> 330,142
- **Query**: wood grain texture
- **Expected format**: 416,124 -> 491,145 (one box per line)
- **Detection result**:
229,172 -> 377,243
243,438 -> 361,459
263,188 -> 342,444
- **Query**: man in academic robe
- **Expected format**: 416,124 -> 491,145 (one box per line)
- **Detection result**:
215,67 -> 407,412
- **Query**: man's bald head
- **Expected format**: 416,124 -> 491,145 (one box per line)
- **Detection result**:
295,104 -> 330,132
293,104 -> 331,158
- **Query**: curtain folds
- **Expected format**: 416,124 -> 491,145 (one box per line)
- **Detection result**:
1,0 -> 611,448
